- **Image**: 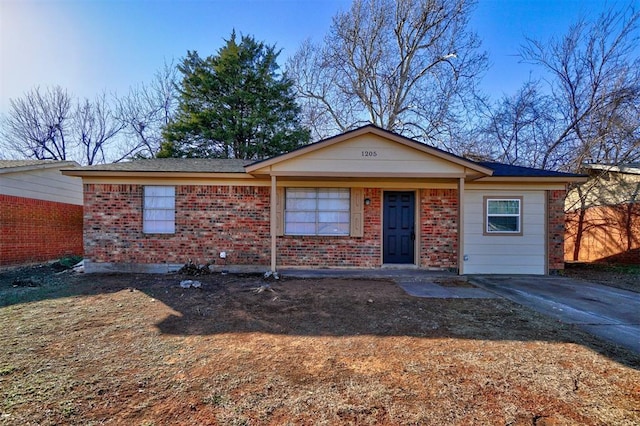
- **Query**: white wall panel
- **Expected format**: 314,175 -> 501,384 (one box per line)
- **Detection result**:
0,167 -> 83,205
463,190 -> 546,274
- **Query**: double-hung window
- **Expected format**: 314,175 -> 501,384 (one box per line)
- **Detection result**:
143,186 -> 175,234
485,198 -> 521,234
285,188 -> 350,236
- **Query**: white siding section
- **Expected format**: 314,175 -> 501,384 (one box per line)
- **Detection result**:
0,167 -> 83,205
463,190 -> 546,274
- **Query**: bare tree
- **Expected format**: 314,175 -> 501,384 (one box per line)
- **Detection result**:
2,86 -> 72,160
1,85 -> 173,164
116,61 -> 178,158
73,93 -> 125,165
287,0 -> 487,142
478,6 -> 640,174
2,86 -> 127,165
519,6 -> 640,172
1,61 -> 177,164
478,81 -> 557,167
491,5 -> 640,261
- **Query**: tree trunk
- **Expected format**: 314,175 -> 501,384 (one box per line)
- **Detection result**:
573,207 -> 586,262
625,203 -> 633,252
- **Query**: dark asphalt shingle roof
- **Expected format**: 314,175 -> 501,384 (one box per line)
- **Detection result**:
478,161 -> 584,178
62,158 -> 584,178
63,158 -> 253,173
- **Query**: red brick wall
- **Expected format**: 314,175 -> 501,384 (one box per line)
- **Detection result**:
83,184 -> 271,267
0,194 -> 83,266
84,184 -> 463,270
548,189 -> 566,272
419,189 -> 458,269
278,188 -> 382,267
278,188 -> 459,269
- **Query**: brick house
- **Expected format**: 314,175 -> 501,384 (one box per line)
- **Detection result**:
1,160 -> 84,266
62,126 -> 584,274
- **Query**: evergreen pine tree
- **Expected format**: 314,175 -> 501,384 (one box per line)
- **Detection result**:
159,31 -> 310,159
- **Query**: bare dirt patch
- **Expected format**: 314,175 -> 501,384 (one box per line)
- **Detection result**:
1,269 -> 638,425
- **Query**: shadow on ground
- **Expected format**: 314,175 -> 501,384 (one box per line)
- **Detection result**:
1,268 -> 638,370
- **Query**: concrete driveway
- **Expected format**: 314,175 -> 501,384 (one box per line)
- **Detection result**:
469,275 -> 640,354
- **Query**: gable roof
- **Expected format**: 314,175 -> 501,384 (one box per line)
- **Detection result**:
246,124 -> 494,176
0,160 -> 79,174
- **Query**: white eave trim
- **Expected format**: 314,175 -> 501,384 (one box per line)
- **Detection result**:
583,163 -> 640,175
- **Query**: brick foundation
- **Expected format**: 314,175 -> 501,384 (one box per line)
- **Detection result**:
0,194 -> 83,266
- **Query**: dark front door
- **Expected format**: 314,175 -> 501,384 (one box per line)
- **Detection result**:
383,191 -> 415,264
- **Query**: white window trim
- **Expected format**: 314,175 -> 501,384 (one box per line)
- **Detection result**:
285,188 -> 350,236
143,186 -> 176,234
484,197 -> 523,236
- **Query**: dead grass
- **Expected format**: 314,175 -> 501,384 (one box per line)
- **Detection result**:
563,263 -> 640,293
0,271 -> 638,425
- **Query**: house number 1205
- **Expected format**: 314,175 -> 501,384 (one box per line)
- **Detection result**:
361,151 -> 377,157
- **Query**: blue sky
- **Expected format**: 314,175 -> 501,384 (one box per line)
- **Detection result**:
0,0 -> 632,116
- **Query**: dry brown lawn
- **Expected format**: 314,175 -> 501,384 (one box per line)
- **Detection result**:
1,269 -> 639,425
563,262 -> 640,293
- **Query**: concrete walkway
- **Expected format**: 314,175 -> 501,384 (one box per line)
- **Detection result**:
279,268 -> 498,298
469,275 -> 640,354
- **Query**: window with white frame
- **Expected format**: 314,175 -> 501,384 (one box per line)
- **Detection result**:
285,188 -> 350,236
485,198 -> 521,234
143,186 -> 175,234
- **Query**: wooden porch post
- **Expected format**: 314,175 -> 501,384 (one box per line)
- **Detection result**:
270,175 -> 277,272
458,177 -> 465,275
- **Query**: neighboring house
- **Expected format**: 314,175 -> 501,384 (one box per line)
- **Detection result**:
0,160 -> 84,266
565,163 -> 640,263
62,126 -> 584,275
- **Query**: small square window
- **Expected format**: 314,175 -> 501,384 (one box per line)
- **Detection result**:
485,198 -> 521,234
